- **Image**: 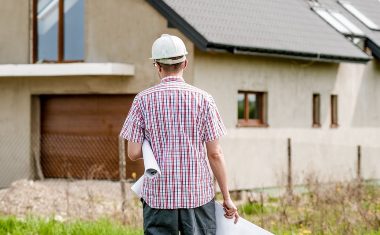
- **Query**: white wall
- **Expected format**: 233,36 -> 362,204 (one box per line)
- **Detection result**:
194,49 -> 380,190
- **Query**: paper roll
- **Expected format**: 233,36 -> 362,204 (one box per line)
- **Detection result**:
131,140 -> 274,235
131,176 -> 144,197
142,139 -> 161,178
215,202 -> 274,235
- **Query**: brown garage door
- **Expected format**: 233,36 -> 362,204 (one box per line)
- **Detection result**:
40,95 -> 144,180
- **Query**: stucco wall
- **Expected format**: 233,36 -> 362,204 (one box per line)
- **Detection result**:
194,49 -> 380,190
85,0 -> 194,88
0,0 -> 378,191
0,0 -> 30,64
0,0 -> 194,188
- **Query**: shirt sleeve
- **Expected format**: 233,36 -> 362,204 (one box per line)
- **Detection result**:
202,95 -> 227,142
120,96 -> 145,143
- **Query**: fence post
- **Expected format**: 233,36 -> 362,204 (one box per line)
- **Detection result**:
287,138 -> 292,196
357,145 -> 361,181
119,136 -> 127,212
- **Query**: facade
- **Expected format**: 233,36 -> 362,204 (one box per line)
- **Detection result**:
0,0 -> 379,190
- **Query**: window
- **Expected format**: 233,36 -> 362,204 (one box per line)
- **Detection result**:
338,1 -> 380,30
313,94 -> 321,127
33,0 -> 85,63
237,91 -> 268,127
313,7 -> 365,37
328,10 -> 365,36
331,95 -> 338,127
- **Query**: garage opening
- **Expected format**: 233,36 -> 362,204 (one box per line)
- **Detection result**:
40,95 -> 144,180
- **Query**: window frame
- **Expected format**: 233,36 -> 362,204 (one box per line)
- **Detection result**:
32,0 -> 84,64
331,95 -> 339,128
237,91 -> 268,128
312,93 -> 321,128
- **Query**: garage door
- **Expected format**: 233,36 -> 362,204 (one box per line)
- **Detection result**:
40,95 -> 144,180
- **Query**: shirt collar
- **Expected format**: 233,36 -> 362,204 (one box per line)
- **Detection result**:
161,76 -> 185,83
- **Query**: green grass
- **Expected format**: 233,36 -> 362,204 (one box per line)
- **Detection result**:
236,183 -> 380,235
0,215 -> 143,235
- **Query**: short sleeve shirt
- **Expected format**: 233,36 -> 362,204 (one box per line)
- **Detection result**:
120,76 -> 226,209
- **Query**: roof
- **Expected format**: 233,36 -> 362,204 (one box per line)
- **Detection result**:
146,0 -> 371,63
317,0 -> 380,59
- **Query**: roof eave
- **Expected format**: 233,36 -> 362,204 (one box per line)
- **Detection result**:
206,45 -> 372,64
145,0 -> 209,51
145,0 -> 372,64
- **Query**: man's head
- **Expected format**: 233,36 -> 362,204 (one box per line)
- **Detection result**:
150,34 -> 188,78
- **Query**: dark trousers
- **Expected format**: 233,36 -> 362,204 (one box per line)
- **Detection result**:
141,198 -> 216,235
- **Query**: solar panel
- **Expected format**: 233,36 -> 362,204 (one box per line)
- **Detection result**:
338,1 -> 380,30
328,10 -> 365,36
313,8 -> 351,35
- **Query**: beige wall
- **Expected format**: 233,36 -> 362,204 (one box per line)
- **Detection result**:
0,0 -> 30,64
0,0 -> 379,191
194,49 -> 380,190
85,0 -> 194,88
0,0 -> 195,188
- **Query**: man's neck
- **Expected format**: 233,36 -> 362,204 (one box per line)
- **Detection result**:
160,72 -> 183,79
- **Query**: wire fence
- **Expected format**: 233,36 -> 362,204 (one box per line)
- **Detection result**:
0,133 -> 379,225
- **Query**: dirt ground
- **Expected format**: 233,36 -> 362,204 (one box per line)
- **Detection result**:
0,179 -> 143,226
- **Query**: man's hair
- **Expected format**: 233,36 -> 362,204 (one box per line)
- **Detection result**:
157,56 -> 185,74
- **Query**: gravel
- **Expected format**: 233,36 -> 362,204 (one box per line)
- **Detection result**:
0,179 -> 143,226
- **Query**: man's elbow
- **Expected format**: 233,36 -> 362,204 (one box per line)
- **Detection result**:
128,152 -> 139,161
127,141 -> 143,161
208,151 -> 223,161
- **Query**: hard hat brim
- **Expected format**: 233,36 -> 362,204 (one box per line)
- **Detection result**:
149,51 -> 188,60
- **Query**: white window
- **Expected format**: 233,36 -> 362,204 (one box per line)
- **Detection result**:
328,10 -> 365,36
313,8 -> 365,37
338,1 -> 380,31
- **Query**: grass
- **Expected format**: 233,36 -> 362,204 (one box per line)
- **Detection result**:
236,179 -> 380,235
0,215 -> 143,235
2,178 -> 380,234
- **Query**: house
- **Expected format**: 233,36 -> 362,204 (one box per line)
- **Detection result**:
0,0 -> 379,190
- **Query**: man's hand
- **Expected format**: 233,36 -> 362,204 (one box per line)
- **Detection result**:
223,198 -> 239,224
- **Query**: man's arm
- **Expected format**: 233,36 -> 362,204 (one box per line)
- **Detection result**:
206,139 -> 239,224
128,141 -> 143,161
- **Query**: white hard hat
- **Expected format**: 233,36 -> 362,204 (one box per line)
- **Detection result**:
150,34 -> 188,65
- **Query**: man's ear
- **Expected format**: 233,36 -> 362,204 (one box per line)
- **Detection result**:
157,63 -> 162,72
183,60 -> 188,70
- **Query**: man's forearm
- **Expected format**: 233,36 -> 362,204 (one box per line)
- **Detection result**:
208,151 -> 230,200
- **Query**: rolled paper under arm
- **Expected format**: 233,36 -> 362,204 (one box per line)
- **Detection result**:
142,139 -> 161,178
131,139 -> 274,235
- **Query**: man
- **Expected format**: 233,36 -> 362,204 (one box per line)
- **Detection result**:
120,34 -> 238,235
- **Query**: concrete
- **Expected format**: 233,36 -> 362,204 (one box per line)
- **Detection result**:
0,0 -> 379,191
0,63 -> 135,77
0,0 -> 195,188
0,0 -> 30,64
85,0 -> 195,90
194,49 -> 380,190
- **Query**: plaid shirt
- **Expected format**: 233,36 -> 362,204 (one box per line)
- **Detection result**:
120,76 -> 226,209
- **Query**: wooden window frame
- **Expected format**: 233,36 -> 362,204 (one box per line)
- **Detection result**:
237,91 -> 268,128
32,0 -> 84,64
331,95 -> 339,128
312,93 -> 321,128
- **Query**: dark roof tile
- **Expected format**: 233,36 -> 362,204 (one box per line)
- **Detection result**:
148,0 -> 371,62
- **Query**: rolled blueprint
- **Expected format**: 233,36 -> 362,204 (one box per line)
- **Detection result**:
131,176 -> 144,197
131,140 -> 274,235
215,202 -> 274,235
142,139 -> 161,178
131,139 -> 160,197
